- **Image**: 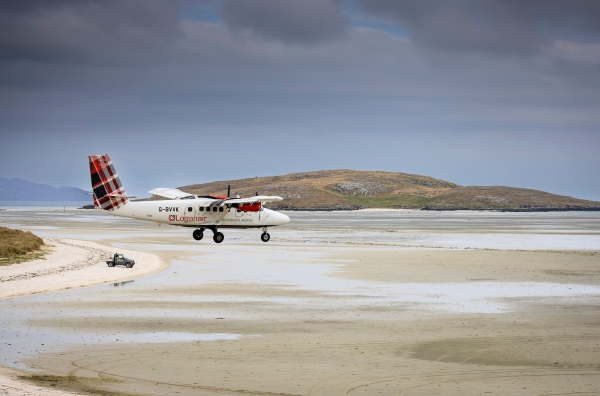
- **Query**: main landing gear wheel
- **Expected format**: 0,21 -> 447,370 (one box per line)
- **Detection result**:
213,232 -> 224,244
261,232 -> 270,242
193,229 -> 204,241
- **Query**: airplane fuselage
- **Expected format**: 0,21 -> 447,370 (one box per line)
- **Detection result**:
109,199 -> 290,229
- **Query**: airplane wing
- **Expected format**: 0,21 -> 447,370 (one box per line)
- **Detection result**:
148,188 -> 281,206
220,196 -> 283,206
148,188 -> 195,200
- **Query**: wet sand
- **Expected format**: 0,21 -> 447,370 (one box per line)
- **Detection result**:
1,210 -> 599,395
0,230 -> 164,395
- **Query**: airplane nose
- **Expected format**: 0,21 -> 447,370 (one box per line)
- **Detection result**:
279,212 -> 290,225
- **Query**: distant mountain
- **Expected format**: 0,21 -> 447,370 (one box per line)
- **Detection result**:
176,170 -> 600,211
0,178 -> 91,201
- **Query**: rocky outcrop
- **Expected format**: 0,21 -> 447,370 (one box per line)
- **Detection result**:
331,181 -> 387,197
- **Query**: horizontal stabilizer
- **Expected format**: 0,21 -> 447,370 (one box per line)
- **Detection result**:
107,193 -> 138,198
149,188 -> 195,200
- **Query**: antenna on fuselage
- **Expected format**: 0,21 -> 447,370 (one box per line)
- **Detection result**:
227,185 -> 231,198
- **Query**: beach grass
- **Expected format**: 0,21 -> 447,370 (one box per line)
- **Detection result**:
0,226 -> 45,265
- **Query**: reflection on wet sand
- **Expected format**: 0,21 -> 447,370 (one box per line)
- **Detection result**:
112,280 -> 135,287
1,210 -> 599,395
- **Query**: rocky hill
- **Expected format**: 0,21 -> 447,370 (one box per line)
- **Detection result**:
177,170 -> 600,211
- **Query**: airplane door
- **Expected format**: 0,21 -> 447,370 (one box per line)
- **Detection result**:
235,205 -> 244,217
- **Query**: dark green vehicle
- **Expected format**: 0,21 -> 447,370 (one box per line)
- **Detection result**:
106,253 -> 135,268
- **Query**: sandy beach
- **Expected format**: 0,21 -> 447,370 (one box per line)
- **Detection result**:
0,238 -> 165,300
0,209 -> 599,395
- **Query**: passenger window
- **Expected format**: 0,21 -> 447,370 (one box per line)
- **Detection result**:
187,206 -> 193,212
219,207 -> 224,212
212,207 -> 217,212
198,207 -> 204,212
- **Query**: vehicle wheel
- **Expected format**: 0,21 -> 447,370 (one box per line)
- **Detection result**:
108,262 -> 115,267
261,232 -> 270,242
126,262 -> 133,268
213,232 -> 224,244
193,229 -> 204,241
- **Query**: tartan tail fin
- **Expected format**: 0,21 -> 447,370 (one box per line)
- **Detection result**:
88,154 -> 128,211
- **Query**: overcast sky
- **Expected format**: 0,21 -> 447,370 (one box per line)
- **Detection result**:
1,0 -> 599,200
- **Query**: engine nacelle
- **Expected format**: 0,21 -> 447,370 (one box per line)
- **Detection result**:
238,202 -> 261,212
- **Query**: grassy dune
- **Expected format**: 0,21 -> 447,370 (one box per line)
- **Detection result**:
0,227 -> 45,265
20,375 -> 134,396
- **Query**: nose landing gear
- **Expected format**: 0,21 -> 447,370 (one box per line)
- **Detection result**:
261,227 -> 270,242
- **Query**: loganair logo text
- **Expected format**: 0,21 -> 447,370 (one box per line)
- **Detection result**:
168,215 -> 207,223
159,207 -> 179,212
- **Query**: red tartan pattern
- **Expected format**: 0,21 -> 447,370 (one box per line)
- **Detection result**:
88,154 -> 128,211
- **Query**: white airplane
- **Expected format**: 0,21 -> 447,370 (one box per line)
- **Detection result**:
88,154 -> 290,243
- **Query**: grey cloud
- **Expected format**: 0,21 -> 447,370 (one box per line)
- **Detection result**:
220,0 -> 348,44
0,0 -> 181,63
0,1 -> 599,200
358,0 -> 600,54
0,0 -> 84,14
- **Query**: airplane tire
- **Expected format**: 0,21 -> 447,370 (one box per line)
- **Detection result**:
213,232 -> 224,244
261,232 -> 270,242
193,229 -> 204,241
